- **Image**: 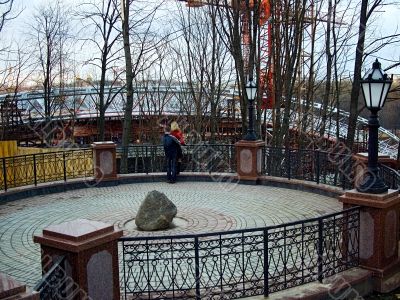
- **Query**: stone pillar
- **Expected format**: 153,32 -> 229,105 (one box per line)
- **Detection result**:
34,219 -> 123,300
235,140 -> 264,181
339,190 -> 400,293
0,273 -> 39,299
92,141 -> 117,181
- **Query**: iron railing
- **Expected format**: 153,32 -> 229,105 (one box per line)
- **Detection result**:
119,206 -> 360,299
116,145 -> 360,189
0,144 -> 397,192
262,147 -> 354,189
33,256 -> 67,300
379,164 -> 400,190
0,149 -> 93,191
116,144 -> 236,174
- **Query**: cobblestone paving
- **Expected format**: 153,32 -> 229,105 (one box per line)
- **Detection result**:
0,181 -> 342,287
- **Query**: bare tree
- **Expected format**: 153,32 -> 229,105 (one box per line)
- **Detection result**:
346,0 -> 400,150
174,5 -> 206,136
203,3 -> 234,142
120,0 -> 134,172
30,0 -> 71,143
77,0 -> 123,141
331,0 -> 357,142
173,2 -> 232,141
216,0 -> 253,136
120,0 -> 163,172
270,0 -> 307,147
318,0 -> 333,139
0,42 -> 35,93
136,43 -> 177,144
0,0 -> 14,33
0,42 -> 35,140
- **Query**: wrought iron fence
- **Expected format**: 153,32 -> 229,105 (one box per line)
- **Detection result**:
379,164 -> 400,190
0,144 -> 397,192
119,206 -> 360,299
262,147 -> 354,189
116,144 -> 236,174
0,148 -> 93,191
33,256 -> 67,300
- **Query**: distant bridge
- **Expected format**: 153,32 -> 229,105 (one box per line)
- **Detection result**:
0,85 -> 398,158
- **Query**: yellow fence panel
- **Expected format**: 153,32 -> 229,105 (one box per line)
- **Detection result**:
16,147 -> 64,156
0,149 -> 94,190
0,141 -> 18,158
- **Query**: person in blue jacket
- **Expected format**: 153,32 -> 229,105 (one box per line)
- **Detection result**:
163,125 -> 180,183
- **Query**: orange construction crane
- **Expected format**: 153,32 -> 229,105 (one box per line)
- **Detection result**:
178,0 -> 274,109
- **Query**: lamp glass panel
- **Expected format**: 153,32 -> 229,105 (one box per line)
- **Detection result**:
246,86 -> 252,99
371,68 -> 384,80
361,82 -> 371,108
379,82 -> 391,108
246,82 -> 256,100
370,82 -> 384,108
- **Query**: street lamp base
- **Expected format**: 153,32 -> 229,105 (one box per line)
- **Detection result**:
357,174 -> 388,194
244,132 -> 257,141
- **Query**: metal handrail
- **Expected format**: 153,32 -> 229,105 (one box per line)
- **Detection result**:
379,164 -> 400,190
119,205 -> 360,241
0,145 -> 398,192
119,206 -> 360,299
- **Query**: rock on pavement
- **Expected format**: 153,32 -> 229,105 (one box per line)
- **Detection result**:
135,190 -> 177,231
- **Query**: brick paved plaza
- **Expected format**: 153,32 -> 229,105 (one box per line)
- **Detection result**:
0,181 -> 342,287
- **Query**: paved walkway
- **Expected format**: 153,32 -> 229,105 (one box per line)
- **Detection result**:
0,181 -> 342,287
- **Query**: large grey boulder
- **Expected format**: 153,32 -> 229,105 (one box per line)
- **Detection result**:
135,190 -> 177,231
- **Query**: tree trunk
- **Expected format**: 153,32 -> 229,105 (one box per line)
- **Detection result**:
319,0 -> 333,142
299,0 -> 317,149
98,49 -> 108,141
120,0 -> 134,174
98,107 -> 105,141
346,0 -> 368,151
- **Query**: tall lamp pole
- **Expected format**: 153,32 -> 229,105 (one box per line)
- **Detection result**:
245,78 -> 257,141
357,59 -> 393,194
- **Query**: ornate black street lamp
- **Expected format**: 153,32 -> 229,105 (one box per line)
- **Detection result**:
357,59 -> 393,194
244,78 -> 257,141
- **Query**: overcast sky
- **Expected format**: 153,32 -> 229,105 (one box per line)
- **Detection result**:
2,0 -> 400,75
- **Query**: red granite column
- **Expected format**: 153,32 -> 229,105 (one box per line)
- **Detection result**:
0,273 -> 39,299
34,219 -> 123,300
235,140 -> 264,181
91,141 -> 117,181
339,190 -> 400,292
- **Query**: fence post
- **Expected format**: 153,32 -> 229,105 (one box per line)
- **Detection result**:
263,229 -> 269,297
209,147 -> 213,174
340,191 -> 400,293
392,173 -> 396,190
1,273 -> 39,299
235,140 -> 264,180
34,219 -> 123,299
194,236 -> 201,300
318,218 -> 324,283
122,241 -> 127,299
316,151 -> 320,184
2,158 -> 7,191
145,146 -> 149,175
63,152 -> 67,182
92,142 -> 117,181
341,156 -> 347,190
287,149 -> 291,180
33,154 -> 37,186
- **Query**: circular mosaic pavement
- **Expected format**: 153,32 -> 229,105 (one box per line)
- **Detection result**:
0,181 -> 342,286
